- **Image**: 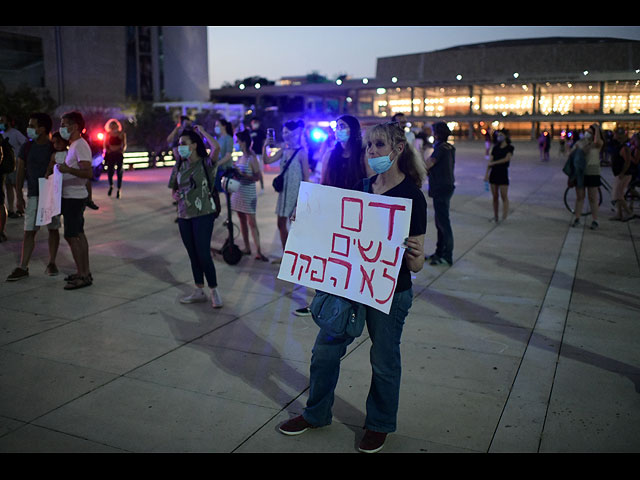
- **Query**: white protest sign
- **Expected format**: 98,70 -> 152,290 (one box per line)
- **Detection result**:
36,166 -> 62,226
277,181 -> 412,314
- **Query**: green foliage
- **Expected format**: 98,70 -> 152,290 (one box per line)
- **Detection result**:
0,81 -> 56,131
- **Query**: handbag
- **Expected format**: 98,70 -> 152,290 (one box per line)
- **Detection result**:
273,148 -> 301,192
309,290 -> 366,338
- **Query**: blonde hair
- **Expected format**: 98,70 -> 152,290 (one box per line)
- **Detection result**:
365,122 -> 426,187
104,118 -> 122,132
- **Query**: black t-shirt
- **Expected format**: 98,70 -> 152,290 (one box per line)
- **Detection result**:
490,144 -> 514,172
357,174 -> 427,292
18,140 -> 54,196
428,141 -> 455,197
250,128 -> 266,154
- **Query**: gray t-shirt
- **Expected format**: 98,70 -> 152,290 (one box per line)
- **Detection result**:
18,140 -> 54,197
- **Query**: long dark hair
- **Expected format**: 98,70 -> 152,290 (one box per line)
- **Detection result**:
322,115 -> 366,189
179,129 -> 209,159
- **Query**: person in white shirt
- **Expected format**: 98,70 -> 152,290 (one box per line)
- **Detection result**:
55,111 -> 93,290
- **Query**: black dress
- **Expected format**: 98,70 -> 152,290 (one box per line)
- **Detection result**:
489,144 -> 514,185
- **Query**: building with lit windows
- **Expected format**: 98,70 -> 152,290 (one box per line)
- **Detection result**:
210,36 -> 640,139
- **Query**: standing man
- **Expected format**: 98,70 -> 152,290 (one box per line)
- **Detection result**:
57,111 -> 93,290
249,117 -> 266,191
6,113 -> 60,281
425,121 -> 455,266
0,114 -> 27,218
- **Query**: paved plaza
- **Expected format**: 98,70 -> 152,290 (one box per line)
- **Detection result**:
0,140 -> 639,453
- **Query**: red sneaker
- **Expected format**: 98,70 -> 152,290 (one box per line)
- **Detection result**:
358,429 -> 387,453
278,415 -> 314,436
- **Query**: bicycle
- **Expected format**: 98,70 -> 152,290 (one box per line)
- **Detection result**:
564,176 -> 638,216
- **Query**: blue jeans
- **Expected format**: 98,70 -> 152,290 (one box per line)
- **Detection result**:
432,189 -> 454,263
178,213 -> 218,288
303,288 -> 413,433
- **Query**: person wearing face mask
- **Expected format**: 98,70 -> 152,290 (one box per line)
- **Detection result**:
55,111 -> 94,290
168,128 -> 223,308
485,129 -> 514,223
213,119 -> 234,190
292,115 -> 367,317
570,124 -> 604,229
262,119 -> 310,263
279,121 -> 427,454
0,114 -> 27,219
6,113 -> 60,281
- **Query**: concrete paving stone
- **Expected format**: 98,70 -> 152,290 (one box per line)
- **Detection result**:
32,376 -> 281,452
0,349 -> 117,421
0,308 -> 69,345
0,423 -> 126,452
2,317 -> 186,375
125,340 -> 311,412
540,358 -> 640,452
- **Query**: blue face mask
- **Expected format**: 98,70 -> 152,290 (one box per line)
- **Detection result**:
27,127 -> 38,139
214,126 -> 221,135
368,155 -> 394,174
178,145 -> 192,159
59,126 -> 71,140
336,129 -> 349,142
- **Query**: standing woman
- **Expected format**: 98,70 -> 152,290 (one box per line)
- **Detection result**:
279,121 -> 427,454
168,129 -> 223,309
214,119 -> 234,190
230,129 -> 268,261
294,114 -> 367,317
484,129 -> 514,223
262,119 -> 310,262
103,119 -> 126,198
571,124 -> 604,229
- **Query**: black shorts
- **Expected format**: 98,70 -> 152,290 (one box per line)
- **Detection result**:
61,197 -> 86,238
583,175 -> 601,188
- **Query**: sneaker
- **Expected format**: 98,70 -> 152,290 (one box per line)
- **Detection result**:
590,221 -> 599,230
278,415 -> 314,436
45,263 -> 59,276
180,288 -> 207,304
7,267 -> 29,281
571,218 -> 580,227
210,287 -> 223,308
358,429 -> 387,453
86,200 -> 99,210
293,306 -> 312,317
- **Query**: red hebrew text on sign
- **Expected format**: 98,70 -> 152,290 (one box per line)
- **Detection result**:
278,183 -> 412,314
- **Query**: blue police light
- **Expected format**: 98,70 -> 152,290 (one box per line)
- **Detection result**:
311,127 -> 328,143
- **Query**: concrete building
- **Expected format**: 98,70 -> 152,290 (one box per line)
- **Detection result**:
0,26 -> 209,108
209,36 -> 640,139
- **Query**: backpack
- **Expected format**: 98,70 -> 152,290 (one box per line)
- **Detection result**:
0,137 -> 16,174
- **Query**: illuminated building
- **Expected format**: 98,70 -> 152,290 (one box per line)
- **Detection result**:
210,37 -> 640,138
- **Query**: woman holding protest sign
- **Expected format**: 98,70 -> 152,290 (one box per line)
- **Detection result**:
278,121 -> 427,454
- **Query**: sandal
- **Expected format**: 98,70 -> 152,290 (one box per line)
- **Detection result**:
64,275 -> 92,290
255,253 -> 269,262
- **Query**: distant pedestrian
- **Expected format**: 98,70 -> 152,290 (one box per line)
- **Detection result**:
485,129 -> 513,223
56,111 -> 94,290
570,124 -> 604,229
0,114 -> 27,218
214,119 -> 234,190
248,117 -> 266,190
539,131 -> 551,162
425,121 -> 455,266
262,119 -> 310,263
609,127 -> 635,221
103,118 -> 127,199
168,128 -> 224,308
7,113 -> 60,282
230,129 -> 268,261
